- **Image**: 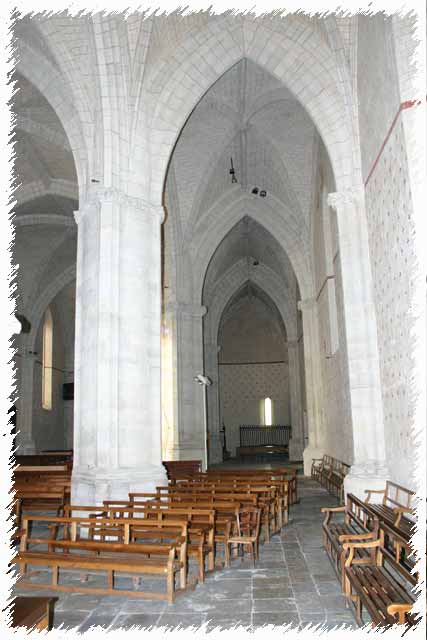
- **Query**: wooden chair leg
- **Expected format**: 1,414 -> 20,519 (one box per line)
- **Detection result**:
167,570 -> 174,603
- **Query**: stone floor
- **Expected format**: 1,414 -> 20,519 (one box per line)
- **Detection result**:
13,477 -> 361,633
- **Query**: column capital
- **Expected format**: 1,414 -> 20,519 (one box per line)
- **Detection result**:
297,297 -> 316,312
327,187 -> 365,212
74,187 -> 165,224
165,302 -> 207,318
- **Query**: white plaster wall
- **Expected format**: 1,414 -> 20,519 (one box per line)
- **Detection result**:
357,15 -> 418,490
219,363 -> 290,457
218,295 -> 290,457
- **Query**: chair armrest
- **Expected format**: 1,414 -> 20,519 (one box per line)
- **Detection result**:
342,539 -> 381,551
321,506 -> 345,527
387,603 -> 413,624
343,539 -> 381,567
338,532 -> 376,542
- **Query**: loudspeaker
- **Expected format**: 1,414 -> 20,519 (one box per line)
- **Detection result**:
62,382 -> 74,401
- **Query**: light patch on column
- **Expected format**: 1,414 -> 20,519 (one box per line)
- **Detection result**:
161,320 -> 175,457
264,397 -> 272,426
42,307 -> 53,411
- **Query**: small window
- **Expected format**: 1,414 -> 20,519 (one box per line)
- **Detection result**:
42,307 -> 53,410
264,397 -> 272,426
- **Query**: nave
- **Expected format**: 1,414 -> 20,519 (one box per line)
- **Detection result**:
12,472 -> 360,632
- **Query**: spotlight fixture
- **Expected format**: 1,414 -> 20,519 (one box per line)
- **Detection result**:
252,187 -> 259,195
260,190 -> 267,198
229,157 -> 238,184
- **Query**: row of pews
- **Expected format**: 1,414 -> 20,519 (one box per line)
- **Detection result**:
311,454 -> 350,503
321,479 -> 418,628
10,460 -> 298,629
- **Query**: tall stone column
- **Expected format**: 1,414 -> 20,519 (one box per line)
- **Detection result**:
204,339 -> 222,465
71,188 -> 167,503
16,350 -> 37,453
170,303 -> 208,466
328,188 -> 389,499
287,339 -> 304,461
299,298 -> 326,475
63,360 -> 74,451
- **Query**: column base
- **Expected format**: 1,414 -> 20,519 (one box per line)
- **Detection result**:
302,444 -> 325,476
16,435 -> 36,455
344,461 -> 389,501
208,433 -> 223,465
289,439 -> 304,462
164,445 -> 205,464
71,464 -> 168,504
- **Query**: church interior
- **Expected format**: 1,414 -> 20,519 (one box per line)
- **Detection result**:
6,8 -> 425,634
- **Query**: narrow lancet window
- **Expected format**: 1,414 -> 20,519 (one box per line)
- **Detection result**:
42,307 -> 53,410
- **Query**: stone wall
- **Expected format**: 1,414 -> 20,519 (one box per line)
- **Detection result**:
357,15 -> 418,489
218,295 -> 290,457
219,362 -> 290,457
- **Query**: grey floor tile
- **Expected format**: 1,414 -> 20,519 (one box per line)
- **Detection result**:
205,618 -> 252,630
253,598 -> 297,613
253,586 -> 293,599
53,611 -> 90,629
110,613 -> 162,629
159,613 -> 206,628
78,611 -> 119,632
252,612 -> 300,627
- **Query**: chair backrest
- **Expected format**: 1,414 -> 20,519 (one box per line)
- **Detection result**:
384,481 -> 414,509
236,506 -> 261,539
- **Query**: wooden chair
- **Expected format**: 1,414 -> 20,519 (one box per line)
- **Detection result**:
227,506 -> 262,568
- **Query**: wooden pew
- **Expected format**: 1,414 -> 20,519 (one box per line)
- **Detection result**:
14,515 -> 186,603
163,460 -> 202,482
64,503 -> 214,583
12,484 -> 66,528
321,493 -> 380,590
155,483 -> 280,539
364,481 -> 415,540
342,522 -> 419,627
9,596 -> 56,631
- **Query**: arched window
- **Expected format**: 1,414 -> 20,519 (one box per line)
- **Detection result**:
42,307 -> 53,410
264,397 -> 273,426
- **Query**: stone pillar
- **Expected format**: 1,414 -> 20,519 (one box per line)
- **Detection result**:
204,340 -> 222,465
16,350 -> 37,453
63,361 -> 74,451
165,303 -> 208,466
71,188 -> 167,504
299,298 -> 326,475
328,188 -> 389,499
287,339 -> 304,461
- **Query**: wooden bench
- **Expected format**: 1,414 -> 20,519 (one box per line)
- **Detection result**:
163,460 -> 202,482
364,481 -> 415,540
321,493 -> 380,590
8,596 -> 56,631
236,445 -> 288,462
327,461 -> 351,503
130,497 -> 238,567
156,483 -> 280,539
64,503 -> 215,582
342,522 -> 419,627
14,515 -> 186,603
12,484 -> 66,528
312,455 -> 350,502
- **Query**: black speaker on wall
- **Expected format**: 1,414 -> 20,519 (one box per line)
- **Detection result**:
62,382 -> 74,401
